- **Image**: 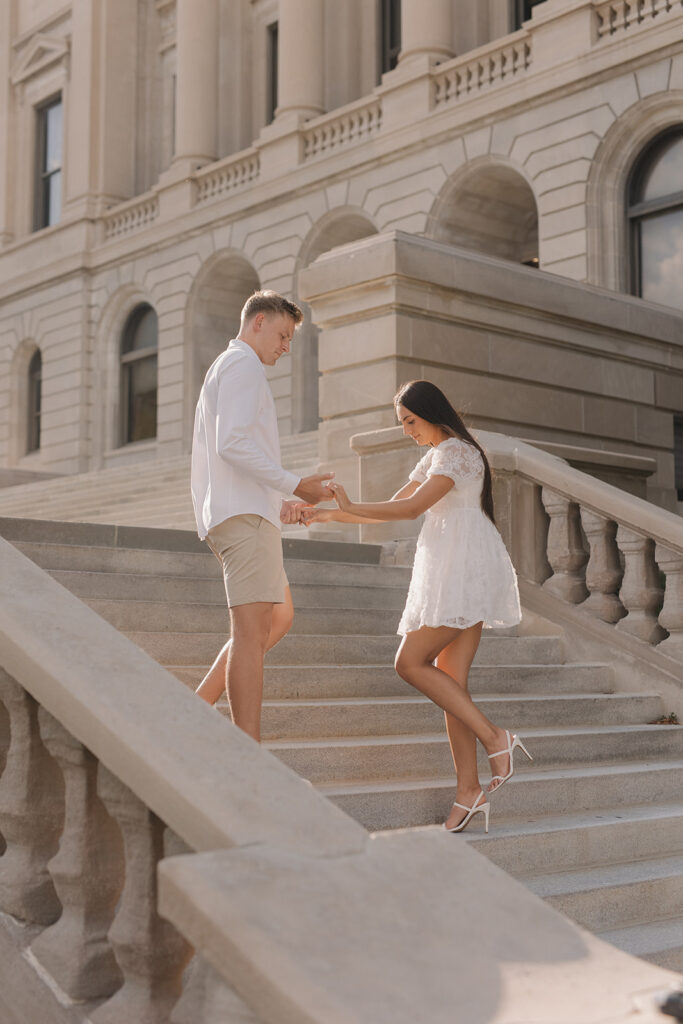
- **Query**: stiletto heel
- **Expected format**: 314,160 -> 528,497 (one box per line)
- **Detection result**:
444,790 -> 490,834
487,730 -> 533,793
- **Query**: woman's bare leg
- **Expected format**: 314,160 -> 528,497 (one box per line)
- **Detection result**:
195,587 -> 295,705
395,624 -> 511,793
435,623 -> 486,829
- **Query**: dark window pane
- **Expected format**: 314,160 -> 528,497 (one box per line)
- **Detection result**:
675,416 -> 683,500
638,133 -> 683,204
126,355 -> 158,442
27,350 -> 42,453
638,207 -> 683,310
379,0 -> 401,77
48,170 -> 61,226
45,102 -> 62,173
514,0 -> 544,29
123,306 -> 158,353
267,22 -> 278,124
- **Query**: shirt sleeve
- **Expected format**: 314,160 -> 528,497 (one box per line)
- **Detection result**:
215,356 -> 301,495
427,439 -> 484,486
409,451 -> 431,484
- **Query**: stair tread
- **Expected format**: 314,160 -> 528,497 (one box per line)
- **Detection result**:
598,917 -> 683,954
259,691 -> 656,710
317,760 -> 683,795
524,853 -> 683,896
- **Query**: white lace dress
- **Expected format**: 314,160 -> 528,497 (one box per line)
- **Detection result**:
397,437 -> 521,634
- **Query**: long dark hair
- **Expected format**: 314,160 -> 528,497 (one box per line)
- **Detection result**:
394,380 -> 495,525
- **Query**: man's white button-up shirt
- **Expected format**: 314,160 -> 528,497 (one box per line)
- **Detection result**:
191,339 -> 301,539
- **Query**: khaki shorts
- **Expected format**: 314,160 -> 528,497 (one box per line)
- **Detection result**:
206,514 -> 288,607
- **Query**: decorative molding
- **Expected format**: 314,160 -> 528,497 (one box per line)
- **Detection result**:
11,34 -> 70,86
155,0 -> 177,54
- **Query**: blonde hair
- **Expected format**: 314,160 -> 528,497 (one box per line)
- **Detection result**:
240,290 -> 303,326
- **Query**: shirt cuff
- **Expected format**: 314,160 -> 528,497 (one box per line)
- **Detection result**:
281,470 -> 302,496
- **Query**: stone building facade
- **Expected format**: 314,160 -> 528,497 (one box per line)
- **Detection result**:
1,0 -> 682,508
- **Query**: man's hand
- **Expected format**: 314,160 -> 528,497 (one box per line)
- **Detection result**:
280,500 -> 308,525
294,472 -> 335,505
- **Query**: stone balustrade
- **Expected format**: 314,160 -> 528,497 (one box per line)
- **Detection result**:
195,149 -> 260,205
351,427 -> 683,675
431,32 -> 532,108
302,97 -> 383,161
595,0 -> 683,39
102,193 -> 160,240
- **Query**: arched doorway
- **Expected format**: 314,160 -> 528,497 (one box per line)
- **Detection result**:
295,211 -> 378,432
186,253 -> 260,432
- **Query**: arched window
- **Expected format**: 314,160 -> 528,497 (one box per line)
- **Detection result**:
27,349 -> 42,453
628,128 -> 683,311
121,305 -> 158,444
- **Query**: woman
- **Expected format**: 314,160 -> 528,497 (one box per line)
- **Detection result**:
304,380 -> 531,833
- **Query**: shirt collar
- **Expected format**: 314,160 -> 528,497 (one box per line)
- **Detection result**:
229,338 -> 265,372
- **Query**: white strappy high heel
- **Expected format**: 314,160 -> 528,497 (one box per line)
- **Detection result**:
444,790 -> 490,834
487,730 -> 533,793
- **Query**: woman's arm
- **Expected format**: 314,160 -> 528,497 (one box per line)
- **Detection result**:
329,475 -> 453,521
302,480 -> 421,526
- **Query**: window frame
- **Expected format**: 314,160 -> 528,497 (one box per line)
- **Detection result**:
627,127 -> 683,302
33,94 -> 63,232
120,305 -> 159,446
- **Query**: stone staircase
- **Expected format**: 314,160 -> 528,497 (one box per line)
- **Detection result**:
5,517 -> 683,973
0,431 -> 320,530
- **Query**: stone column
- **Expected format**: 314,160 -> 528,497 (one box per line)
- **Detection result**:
0,0 -> 15,244
275,0 -> 325,121
173,0 -> 218,165
399,0 -> 454,65
65,0 -> 138,217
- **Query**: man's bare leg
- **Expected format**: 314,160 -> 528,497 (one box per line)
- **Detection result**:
195,587 -> 295,706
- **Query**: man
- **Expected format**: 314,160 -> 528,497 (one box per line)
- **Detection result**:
190,290 -> 332,741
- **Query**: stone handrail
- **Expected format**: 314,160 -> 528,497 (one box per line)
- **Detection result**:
102,191 -> 159,240
1,523 -> 679,1022
431,30 -> 532,108
351,427 -> 683,670
594,0 -> 683,39
302,96 -> 383,160
195,147 -> 260,205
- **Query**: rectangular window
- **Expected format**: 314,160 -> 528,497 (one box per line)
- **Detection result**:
378,0 -> 401,80
675,416 -> 683,501
267,21 -> 278,124
513,0 -> 544,30
34,96 -> 63,231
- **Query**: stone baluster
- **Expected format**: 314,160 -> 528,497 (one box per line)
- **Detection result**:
615,527 -> 665,644
541,489 -> 588,603
171,956 -> 263,1024
579,508 -> 625,623
654,544 -> 683,660
0,695 -> 8,855
0,669 -> 63,924
91,766 -> 192,1024
29,709 -> 123,1000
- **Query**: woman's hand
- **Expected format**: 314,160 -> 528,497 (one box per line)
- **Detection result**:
301,506 -> 334,526
328,481 -> 353,512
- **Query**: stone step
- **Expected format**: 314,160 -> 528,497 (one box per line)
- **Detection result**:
48,569 -> 408,609
463,803 -> 683,876
129,632 -> 567,666
319,761 -> 683,832
89,598 -> 402,636
598,917 -> 683,972
171,661 -> 611,697
253,692 -> 663,739
266,725 -> 683,785
524,854 -> 683,934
